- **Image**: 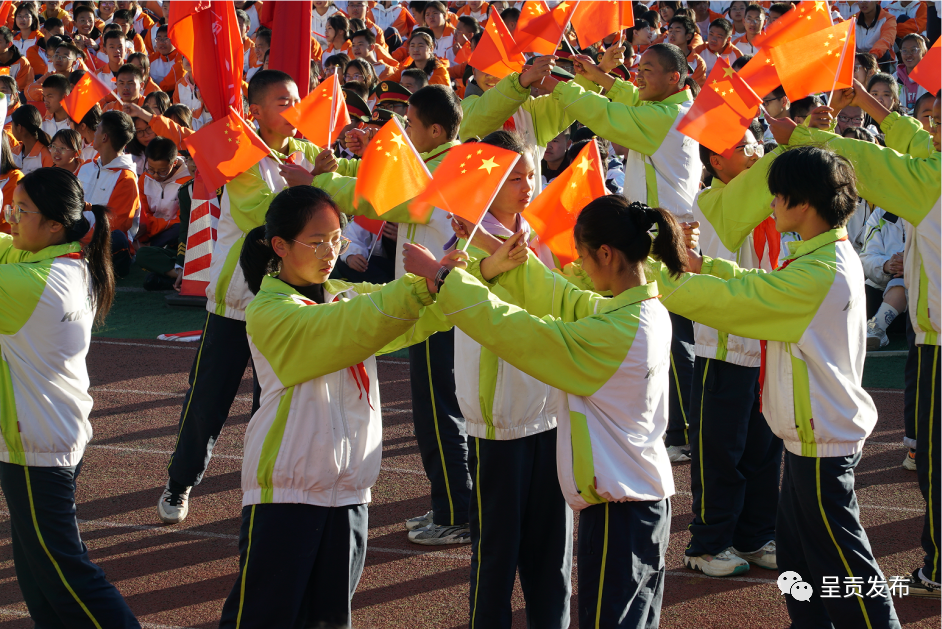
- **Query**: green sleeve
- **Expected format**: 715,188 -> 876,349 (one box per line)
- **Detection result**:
437,268 -> 624,397
649,256 -> 829,343
550,79 -> 675,155
248,274 -> 437,387
605,77 -> 642,106
789,124 -> 941,227
467,254 -> 604,321
882,111 -> 934,159
222,165 -> 272,233
0,238 -> 49,335
697,148 -> 782,252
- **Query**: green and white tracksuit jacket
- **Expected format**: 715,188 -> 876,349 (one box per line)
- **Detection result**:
437,257 -> 675,512
242,274 -> 447,508
0,236 -> 96,468
551,79 -> 699,221
206,138 -> 359,320
693,149 -> 782,368
788,114 -> 941,346
459,73 -> 600,195
653,228 -> 877,458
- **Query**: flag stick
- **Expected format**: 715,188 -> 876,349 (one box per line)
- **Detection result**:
366,221 -> 386,263
827,17 -> 855,105
327,67 -> 338,149
460,217 -> 486,254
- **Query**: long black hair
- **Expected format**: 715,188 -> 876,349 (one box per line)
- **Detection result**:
11,105 -> 51,147
0,132 -> 17,175
574,196 -> 688,278
239,186 -> 347,294
20,168 -> 114,324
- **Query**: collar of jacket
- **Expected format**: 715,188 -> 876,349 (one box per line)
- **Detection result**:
595,281 -> 660,316
18,240 -> 81,263
783,227 -> 848,262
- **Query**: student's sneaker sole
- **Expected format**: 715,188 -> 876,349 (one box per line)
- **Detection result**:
683,549 -> 750,577
405,510 -> 434,531
408,523 -> 471,545
732,541 -> 777,570
666,445 -> 691,464
902,450 -> 917,471
904,568 -> 941,599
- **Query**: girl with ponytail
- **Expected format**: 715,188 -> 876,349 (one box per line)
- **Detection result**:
0,167 -> 137,627
10,105 -> 53,175
221,185 -> 447,627
403,196 -> 687,628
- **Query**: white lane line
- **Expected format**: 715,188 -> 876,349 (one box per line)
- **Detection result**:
665,570 -> 775,584
0,607 -> 198,629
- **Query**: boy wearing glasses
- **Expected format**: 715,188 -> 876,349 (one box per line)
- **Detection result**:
136,136 -> 190,251
684,122 -> 784,578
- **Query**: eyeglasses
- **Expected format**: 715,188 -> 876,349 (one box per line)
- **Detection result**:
736,143 -> 764,157
345,73 -> 365,82
900,47 -> 923,55
929,117 -> 941,131
135,127 -> 155,138
291,236 -> 351,259
744,16 -> 763,24
4,204 -> 40,224
145,166 -> 174,178
48,144 -> 76,154
762,96 -> 782,105
52,53 -> 74,61
838,115 -> 864,124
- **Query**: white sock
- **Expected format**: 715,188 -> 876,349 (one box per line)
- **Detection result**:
873,303 -> 899,331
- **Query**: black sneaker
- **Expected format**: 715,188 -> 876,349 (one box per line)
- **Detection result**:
143,272 -> 177,291
904,568 -> 941,599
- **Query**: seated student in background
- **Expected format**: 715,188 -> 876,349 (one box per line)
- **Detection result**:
127,52 -> 162,97
323,14 -> 352,56
667,16 -> 707,87
855,51 -> 880,88
393,31 -> 449,86
76,110 -> 140,277
855,1 -> 898,68
695,18 -> 742,74
246,27 -> 269,82
350,29 -> 397,81
148,25 -> 183,93
541,127 -> 572,187
10,4 -> 42,56
0,26 -> 34,91
10,106 -> 53,175
859,204 -> 908,349
760,86 -> 790,142
399,67 -> 428,94
74,102 -> 102,162
143,91 -> 171,118
732,4 -> 764,56
49,128 -> 84,174
912,92 -> 936,130
0,133 -> 23,233
95,28 -> 128,91
333,218 -> 397,285
136,136 -> 190,251
173,56 -> 209,130
788,95 -> 824,126
423,1 -> 456,63
868,73 -> 904,134
137,149 -> 196,292
25,26 -> 63,77
103,62 -> 146,111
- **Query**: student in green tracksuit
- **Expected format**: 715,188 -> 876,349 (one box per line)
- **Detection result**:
770,85 -> 941,599
651,146 -> 901,628
219,185 -> 448,628
405,196 -> 687,628
0,168 -> 139,627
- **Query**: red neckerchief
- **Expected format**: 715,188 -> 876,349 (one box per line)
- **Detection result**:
502,116 -> 516,131
423,145 -> 453,164
753,217 -> 781,270
57,252 -> 82,259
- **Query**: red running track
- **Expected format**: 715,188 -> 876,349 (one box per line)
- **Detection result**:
0,339 -> 937,628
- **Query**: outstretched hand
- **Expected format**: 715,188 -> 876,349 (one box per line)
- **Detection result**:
480,230 -> 530,281
685,248 -> 703,275
764,108 -> 798,146
450,214 -> 502,254
804,105 -> 836,130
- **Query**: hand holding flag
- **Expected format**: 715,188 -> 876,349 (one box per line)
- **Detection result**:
468,10 -> 526,79
280,71 -> 350,148
512,0 -> 577,56
768,18 -> 855,101
570,0 -> 633,50
353,117 -> 433,216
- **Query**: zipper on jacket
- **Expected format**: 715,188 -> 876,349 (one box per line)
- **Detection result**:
331,373 -> 351,505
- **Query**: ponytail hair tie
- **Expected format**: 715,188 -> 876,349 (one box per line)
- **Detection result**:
645,207 -> 662,227
84,202 -> 92,214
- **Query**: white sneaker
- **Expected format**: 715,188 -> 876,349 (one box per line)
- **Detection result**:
903,450 -> 917,471
666,445 -> 691,464
683,548 -> 750,577
405,510 -> 434,531
157,480 -> 191,524
866,318 -> 889,350
732,540 -> 777,570
407,522 -> 471,545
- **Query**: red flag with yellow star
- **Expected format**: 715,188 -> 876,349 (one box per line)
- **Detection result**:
354,117 -> 432,216
677,58 -> 763,154
61,71 -> 114,123
280,72 -> 350,148
909,36 -> 941,95
769,18 -> 854,101
523,139 -> 607,267
511,0 -> 576,56
739,1 -> 833,98
516,1 -> 551,35
468,10 -> 526,79
570,0 -> 634,49
410,144 -> 521,223
182,107 -> 271,192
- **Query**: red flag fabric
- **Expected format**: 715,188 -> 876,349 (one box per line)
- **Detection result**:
737,48 -> 782,99
0,1 -> 12,28
910,37 -> 942,95
182,108 -> 271,192
258,1 -> 276,29
468,11 -> 526,79
677,58 -> 763,154
411,144 -> 521,223
769,19 -> 855,101
269,2 -> 313,98
753,1 -> 833,49
354,215 -> 385,236
511,0 -> 576,55
168,1 -> 243,120
354,117 -> 433,216
523,139 -> 608,267
280,73 -> 350,148
516,1 -> 551,35
61,71 -> 114,122
570,1 -> 634,49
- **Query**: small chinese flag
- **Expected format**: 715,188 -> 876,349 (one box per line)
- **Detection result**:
515,1 -> 551,35
182,107 -> 271,192
454,40 -> 472,65
61,71 -> 114,122
354,215 -> 385,236
909,37 -> 941,95
511,0 -> 576,56
769,18 -> 855,101
0,1 -> 12,27
523,139 -> 607,267
677,58 -> 763,154
570,0 -> 634,50
411,144 -> 521,224
354,117 -> 432,216
739,1 -> 833,98
280,72 -> 350,148
468,10 -> 526,79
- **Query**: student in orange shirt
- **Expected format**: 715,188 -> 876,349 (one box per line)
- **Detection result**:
10,106 -> 53,175
732,4 -> 765,56
345,1 -> 387,49
394,31 -> 449,87
11,4 -> 42,56
456,0 -> 490,26
111,9 -> 147,55
727,0 -> 749,37
424,1 -> 456,62
173,56 -> 208,129
96,29 -> 129,93
26,18 -> 66,77
103,63 -> 147,113
71,4 -> 105,59
73,103 -> 102,163
667,16 -> 707,87
24,40 -> 82,102
49,128 -> 85,174
0,133 -> 23,233
39,74 -> 73,138
246,27 -> 269,81
136,136 -> 190,248
350,29 -> 398,81
128,51 -> 163,96
694,18 -> 743,75
147,25 -> 183,93
323,14 -> 353,56
0,27 -> 32,91
119,0 -> 156,41
236,8 -> 256,74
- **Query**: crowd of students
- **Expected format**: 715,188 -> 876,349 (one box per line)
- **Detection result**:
0,1 -> 938,629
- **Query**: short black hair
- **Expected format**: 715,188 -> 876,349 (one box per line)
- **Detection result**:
709,18 -> 733,38
789,94 -> 823,120
646,43 -> 688,86
500,7 -> 520,23
43,17 -> 64,31
408,85 -> 462,140
769,2 -> 793,16
73,5 -> 95,19
255,27 -> 272,46
744,3 -> 764,17
145,136 -> 178,162
668,15 -> 696,39
116,63 -> 144,83
156,24 -> 169,37
324,54 -> 349,72
56,42 -> 82,60
731,54 -> 752,71
457,15 -> 482,35
103,29 -> 124,47
767,146 -> 857,228
855,52 -> 878,75
402,67 -> 429,89
235,8 -> 250,27
79,103 -> 102,130
351,29 -> 375,46
99,110 -> 135,152
914,91 -> 936,113
0,26 -> 13,45
113,9 -> 133,22
248,69 -> 295,105
42,73 -> 69,95
766,85 -> 786,100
